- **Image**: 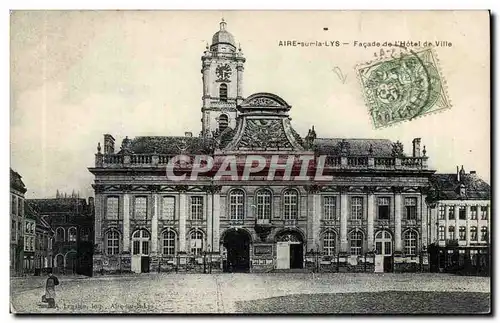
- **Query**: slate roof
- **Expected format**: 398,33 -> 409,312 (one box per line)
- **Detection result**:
125,136 -> 214,155
313,138 -> 396,157
28,198 -> 92,216
429,173 -> 491,200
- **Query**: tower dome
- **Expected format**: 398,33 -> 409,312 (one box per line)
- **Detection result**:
211,19 -> 236,50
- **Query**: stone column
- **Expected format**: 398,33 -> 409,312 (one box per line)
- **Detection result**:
394,193 -> 402,252
237,65 -> 244,99
313,194 -> 321,249
419,194 -> 427,247
306,192 -> 315,251
340,192 -> 348,253
466,205 -> 471,246
151,194 -> 158,254
123,194 -> 130,252
454,205 -> 459,240
487,204 -> 491,244
213,192 -> 221,252
94,193 -> 103,253
367,193 -> 375,251
179,193 -> 187,252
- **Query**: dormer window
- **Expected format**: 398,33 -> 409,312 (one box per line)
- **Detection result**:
459,184 -> 466,197
219,83 -> 228,102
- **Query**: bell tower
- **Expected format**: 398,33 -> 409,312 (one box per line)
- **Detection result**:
201,19 -> 245,138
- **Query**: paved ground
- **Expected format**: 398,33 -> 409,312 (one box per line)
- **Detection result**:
10,273 -> 490,314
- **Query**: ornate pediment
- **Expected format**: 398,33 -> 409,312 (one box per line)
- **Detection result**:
247,97 -> 281,107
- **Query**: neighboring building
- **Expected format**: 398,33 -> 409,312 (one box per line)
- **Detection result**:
23,204 -> 36,273
28,193 -> 94,276
89,20 -> 437,274
10,169 -> 27,275
427,166 -> 491,275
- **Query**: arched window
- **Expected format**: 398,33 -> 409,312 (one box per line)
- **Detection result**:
162,230 -> 176,256
55,254 -> 64,268
229,189 -> 245,220
256,189 -> 272,222
404,230 -> 418,256
350,231 -> 363,255
323,231 -> 336,256
459,226 -> 466,240
283,189 -> 298,220
448,226 -> 455,240
219,83 -> 228,102
80,227 -> 91,241
375,230 -> 392,255
106,230 -> 120,255
190,230 -> 204,256
55,227 -> 65,242
218,114 -> 229,133
68,227 -> 77,242
132,229 -> 150,255
470,226 -> 478,241
480,227 -> 488,241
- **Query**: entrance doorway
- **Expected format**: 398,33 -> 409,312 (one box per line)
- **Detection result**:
374,230 -> 393,273
131,229 -> 150,273
276,231 -> 304,270
223,229 -> 251,273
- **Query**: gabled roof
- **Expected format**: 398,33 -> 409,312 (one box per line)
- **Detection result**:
429,173 -> 491,200
313,138 -> 395,157
10,168 -> 27,193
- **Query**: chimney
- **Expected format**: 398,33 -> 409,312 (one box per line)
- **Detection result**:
104,134 -> 115,154
185,132 -> 193,138
470,170 -> 476,174
457,166 -> 460,182
412,138 -> 421,157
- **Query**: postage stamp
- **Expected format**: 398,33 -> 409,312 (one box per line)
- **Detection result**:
357,47 -> 452,129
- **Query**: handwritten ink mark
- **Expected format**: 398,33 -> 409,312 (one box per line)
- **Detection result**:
332,66 -> 347,84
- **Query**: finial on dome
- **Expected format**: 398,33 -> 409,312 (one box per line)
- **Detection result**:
220,18 -> 226,31
238,43 -> 242,51
205,42 -> 209,50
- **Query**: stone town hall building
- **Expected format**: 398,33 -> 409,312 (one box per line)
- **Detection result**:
90,20 -> 450,274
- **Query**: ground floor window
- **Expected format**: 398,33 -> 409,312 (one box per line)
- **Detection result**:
349,231 -> 363,255
323,231 -> 336,256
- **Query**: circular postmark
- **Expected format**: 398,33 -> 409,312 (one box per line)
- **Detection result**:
364,46 -> 442,126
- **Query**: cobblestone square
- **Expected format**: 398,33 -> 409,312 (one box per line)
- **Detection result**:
10,273 -> 490,314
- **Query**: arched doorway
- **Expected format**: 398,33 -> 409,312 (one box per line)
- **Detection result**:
131,229 -> 151,273
276,230 -> 304,270
374,230 -> 393,273
65,251 -> 77,274
222,229 -> 251,273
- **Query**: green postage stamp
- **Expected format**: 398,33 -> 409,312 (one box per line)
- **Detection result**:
357,48 -> 451,129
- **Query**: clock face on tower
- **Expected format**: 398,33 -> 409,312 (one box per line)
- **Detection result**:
216,63 -> 232,82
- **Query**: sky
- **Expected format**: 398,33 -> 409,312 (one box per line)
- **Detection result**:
10,10 -> 490,199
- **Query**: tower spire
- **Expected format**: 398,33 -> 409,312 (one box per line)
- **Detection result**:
220,17 -> 226,31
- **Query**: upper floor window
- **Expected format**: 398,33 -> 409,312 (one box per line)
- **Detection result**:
190,196 -> 204,221
219,83 -> 228,102
134,196 -> 147,220
68,227 -> 77,242
470,206 -> 478,220
161,196 -> 176,221
377,197 -> 390,220
480,227 -> 488,241
448,207 -> 455,220
229,189 -> 245,220
80,227 -> 91,241
350,197 -> 363,220
218,114 -> 229,133
459,226 -> 466,240
18,199 -> 24,217
11,195 -> 17,215
256,189 -> 272,221
480,206 -> 488,220
458,206 -> 466,220
438,226 -> 445,240
323,196 -> 337,221
405,197 -> 417,220
448,226 -> 455,240
106,197 -> 119,220
470,227 -> 478,241
438,205 -> 445,220
283,190 -> 298,220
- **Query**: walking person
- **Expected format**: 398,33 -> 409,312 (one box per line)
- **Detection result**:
45,272 -> 59,308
